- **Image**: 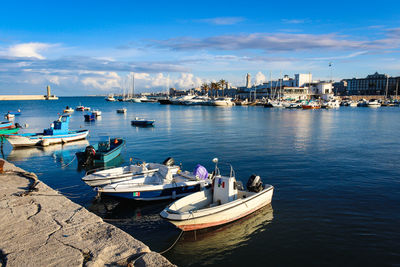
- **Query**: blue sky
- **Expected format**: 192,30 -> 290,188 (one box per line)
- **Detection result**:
1,0 -> 400,95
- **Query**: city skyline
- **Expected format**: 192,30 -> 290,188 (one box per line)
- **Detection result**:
1,0 -> 400,95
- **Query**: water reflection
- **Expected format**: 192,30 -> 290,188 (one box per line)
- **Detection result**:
6,140 -> 89,162
170,205 -> 274,266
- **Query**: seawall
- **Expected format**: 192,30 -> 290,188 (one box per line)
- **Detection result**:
0,159 -> 174,266
0,95 -> 58,100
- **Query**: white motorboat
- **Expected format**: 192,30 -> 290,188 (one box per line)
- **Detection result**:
349,101 -> 358,107
210,97 -> 235,106
367,99 -> 382,108
95,160 -> 212,201
92,110 -> 102,116
160,158 -> 274,231
82,158 -> 178,187
170,95 -> 196,105
105,94 -> 116,102
183,96 -> 210,105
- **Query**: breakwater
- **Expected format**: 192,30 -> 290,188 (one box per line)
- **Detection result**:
0,159 -> 174,266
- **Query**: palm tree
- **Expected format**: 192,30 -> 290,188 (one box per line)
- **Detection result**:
201,83 -> 210,96
219,79 -> 226,97
210,82 -> 219,98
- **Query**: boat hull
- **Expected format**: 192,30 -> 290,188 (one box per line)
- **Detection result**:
99,184 -> 202,200
0,121 -> 13,129
161,185 -> 274,231
6,130 -> 89,147
0,127 -> 19,135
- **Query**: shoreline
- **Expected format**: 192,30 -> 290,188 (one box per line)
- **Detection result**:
0,159 -> 174,266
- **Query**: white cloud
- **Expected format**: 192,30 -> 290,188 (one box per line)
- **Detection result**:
195,17 -> 245,25
81,71 -> 121,90
8,42 -> 54,59
255,72 -> 266,85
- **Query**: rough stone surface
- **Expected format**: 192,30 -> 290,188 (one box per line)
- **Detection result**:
0,159 -> 175,267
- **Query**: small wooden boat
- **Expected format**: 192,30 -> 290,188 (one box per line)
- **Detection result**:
84,112 -> 96,122
76,137 -> 125,167
5,115 -> 89,147
95,160 -> 212,200
116,108 -> 127,114
160,158 -> 274,231
131,117 -> 155,126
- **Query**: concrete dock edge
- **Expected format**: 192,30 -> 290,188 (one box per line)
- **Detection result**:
0,159 -> 175,267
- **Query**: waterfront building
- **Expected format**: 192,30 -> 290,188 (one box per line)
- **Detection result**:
333,80 -> 348,96
346,72 -> 400,96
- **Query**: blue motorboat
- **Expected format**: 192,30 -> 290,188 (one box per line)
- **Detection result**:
84,112 -> 96,122
131,117 -> 155,127
5,115 -> 89,147
76,137 -> 125,166
7,109 -> 21,116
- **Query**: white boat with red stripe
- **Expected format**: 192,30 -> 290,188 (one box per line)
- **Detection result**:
160,158 -> 274,231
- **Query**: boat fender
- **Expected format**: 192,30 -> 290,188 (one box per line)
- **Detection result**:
246,174 -> 263,193
172,191 -> 176,199
163,157 -> 175,166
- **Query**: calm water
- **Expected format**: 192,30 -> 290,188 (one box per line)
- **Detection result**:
1,97 -> 400,266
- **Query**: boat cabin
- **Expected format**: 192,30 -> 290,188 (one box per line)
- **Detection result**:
213,176 -> 238,205
44,115 -> 70,135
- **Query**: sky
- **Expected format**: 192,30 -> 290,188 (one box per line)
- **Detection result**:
1,0 -> 400,96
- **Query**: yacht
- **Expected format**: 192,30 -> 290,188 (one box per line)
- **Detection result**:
367,99 -> 381,108
210,97 -> 235,106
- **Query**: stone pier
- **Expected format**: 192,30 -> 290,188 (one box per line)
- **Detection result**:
0,159 -> 174,266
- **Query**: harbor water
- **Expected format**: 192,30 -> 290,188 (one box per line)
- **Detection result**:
1,97 -> 400,266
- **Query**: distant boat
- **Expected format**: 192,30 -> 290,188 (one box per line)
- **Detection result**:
131,117 -> 155,126
63,106 -> 74,113
302,101 -> 321,109
4,113 -> 15,120
116,108 -> 127,114
7,109 -> 21,116
76,137 -> 125,167
76,105 -> 90,111
367,99 -> 382,108
5,115 -> 89,147
84,112 -> 96,122
105,94 -> 116,102
92,110 -> 102,116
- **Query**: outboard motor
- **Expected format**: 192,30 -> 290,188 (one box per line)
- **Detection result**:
162,157 -> 175,166
82,145 -> 96,166
246,174 -> 263,193
14,122 -> 22,128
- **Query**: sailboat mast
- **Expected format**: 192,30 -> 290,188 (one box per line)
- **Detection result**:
132,72 -> 135,97
385,74 -> 389,99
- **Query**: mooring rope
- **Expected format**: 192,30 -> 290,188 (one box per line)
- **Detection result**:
61,155 -> 76,168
